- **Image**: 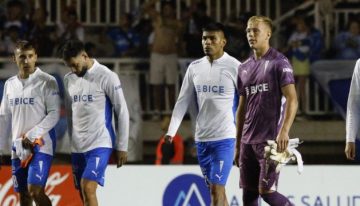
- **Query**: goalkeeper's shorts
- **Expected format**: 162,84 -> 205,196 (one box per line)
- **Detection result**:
239,142 -> 279,191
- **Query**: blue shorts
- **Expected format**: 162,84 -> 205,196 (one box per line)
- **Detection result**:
71,147 -> 112,189
11,152 -> 53,192
196,138 -> 235,186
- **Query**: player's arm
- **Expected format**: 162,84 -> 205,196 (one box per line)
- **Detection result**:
345,59 -> 360,160
165,66 -> 195,143
0,82 -> 12,168
25,77 -> 60,143
277,84 -> 298,153
234,95 -> 246,167
106,72 -> 130,168
142,0 -> 161,24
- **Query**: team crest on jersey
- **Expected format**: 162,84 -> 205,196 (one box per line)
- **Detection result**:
114,85 -> 122,90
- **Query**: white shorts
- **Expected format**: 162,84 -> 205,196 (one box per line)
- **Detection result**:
149,52 -> 178,85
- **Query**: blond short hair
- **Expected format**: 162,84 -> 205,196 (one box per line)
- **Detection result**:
248,15 -> 273,32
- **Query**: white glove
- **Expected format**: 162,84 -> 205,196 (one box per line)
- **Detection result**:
13,138 -> 32,162
264,138 -> 303,174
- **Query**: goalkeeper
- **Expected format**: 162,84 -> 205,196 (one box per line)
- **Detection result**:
235,16 -> 298,206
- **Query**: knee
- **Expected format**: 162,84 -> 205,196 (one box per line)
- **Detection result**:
27,185 -> 44,199
210,184 -> 225,198
81,180 -> 97,197
258,188 -> 273,195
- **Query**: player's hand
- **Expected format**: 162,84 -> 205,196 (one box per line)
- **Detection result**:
116,150 -> 127,168
22,136 -> 33,149
345,142 -> 356,160
164,135 -> 173,144
234,147 -> 240,167
276,132 -> 289,153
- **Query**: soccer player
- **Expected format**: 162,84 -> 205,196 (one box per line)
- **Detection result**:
60,40 -> 129,206
165,22 -> 241,206
235,16 -> 298,206
0,40 -> 60,206
345,58 -> 360,160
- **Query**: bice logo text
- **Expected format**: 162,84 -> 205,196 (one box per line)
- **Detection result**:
245,83 -> 269,96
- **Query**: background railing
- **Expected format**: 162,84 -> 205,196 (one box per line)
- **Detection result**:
0,57 -> 334,116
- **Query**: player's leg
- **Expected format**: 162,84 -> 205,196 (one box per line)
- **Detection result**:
209,139 -> 236,206
80,147 -> 113,206
239,143 -> 260,206
27,185 -> 51,206
80,179 -> 98,206
71,152 -> 86,203
27,152 -> 53,206
12,158 -> 33,206
197,139 -> 235,206
19,191 -> 32,206
254,143 -> 293,206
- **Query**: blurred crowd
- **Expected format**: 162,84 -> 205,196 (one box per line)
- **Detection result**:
0,0 -> 358,61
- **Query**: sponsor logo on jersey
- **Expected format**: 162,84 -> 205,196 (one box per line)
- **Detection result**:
245,83 -> 269,96
282,67 -> 293,73
196,85 -> 225,94
72,95 -> 93,102
9,97 -> 35,106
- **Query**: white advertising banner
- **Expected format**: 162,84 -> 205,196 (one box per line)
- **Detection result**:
98,165 -> 360,206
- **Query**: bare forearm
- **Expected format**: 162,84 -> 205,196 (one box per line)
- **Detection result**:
279,96 -> 298,135
236,96 -> 246,147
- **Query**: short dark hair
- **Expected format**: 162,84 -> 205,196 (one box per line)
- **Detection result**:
15,40 -> 36,53
202,22 -> 228,39
60,40 -> 85,60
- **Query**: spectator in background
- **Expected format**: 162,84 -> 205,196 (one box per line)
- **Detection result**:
287,17 -> 310,116
27,7 -> 55,57
107,13 -> 141,57
56,7 -> 84,42
143,0 -> 184,120
3,0 -> 28,38
155,116 -> 184,165
84,27 -> 115,57
305,16 -> 325,63
224,12 -> 252,61
184,1 -> 213,58
334,19 -> 360,60
1,25 -> 21,56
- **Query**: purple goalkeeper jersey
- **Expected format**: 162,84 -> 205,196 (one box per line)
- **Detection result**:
238,47 -> 295,144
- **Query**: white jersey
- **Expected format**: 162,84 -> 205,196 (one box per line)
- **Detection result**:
0,68 -> 60,158
167,52 -> 240,142
64,59 -> 129,153
346,59 -> 360,142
